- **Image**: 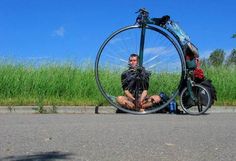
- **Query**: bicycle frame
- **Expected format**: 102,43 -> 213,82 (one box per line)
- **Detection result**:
136,8 -> 197,103
135,9 -> 149,66
135,9 -> 187,69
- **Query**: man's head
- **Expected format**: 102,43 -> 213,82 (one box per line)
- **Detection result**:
129,53 -> 139,68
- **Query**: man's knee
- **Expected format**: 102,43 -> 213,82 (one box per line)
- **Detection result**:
116,96 -> 124,102
156,95 -> 161,102
116,96 -> 126,105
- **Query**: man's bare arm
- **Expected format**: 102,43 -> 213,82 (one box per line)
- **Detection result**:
140,90 -> 148,103
124,90 -> 135,101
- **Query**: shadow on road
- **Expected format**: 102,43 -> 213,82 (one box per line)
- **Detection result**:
0,151 -> 74,161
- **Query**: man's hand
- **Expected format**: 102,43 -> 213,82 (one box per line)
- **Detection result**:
140,90 -> 148,104
124,90 -> 135,101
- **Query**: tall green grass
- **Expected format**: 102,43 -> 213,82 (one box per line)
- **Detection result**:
0,61 -> 235,106
203,66 -> 236,105
0,62 -> 105,105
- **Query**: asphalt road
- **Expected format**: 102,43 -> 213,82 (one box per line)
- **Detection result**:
0,113 -> 235,161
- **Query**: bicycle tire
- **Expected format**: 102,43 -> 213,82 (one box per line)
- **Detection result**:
95,25 -> 186,114
179,84 -> 212,115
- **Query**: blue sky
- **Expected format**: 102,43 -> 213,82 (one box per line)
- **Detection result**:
0,0 -> 235,64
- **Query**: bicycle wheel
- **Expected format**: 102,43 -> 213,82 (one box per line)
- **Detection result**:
180,84 -> 212,115
95,25 -> 185,114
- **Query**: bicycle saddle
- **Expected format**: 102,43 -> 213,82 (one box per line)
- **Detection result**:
151,15 -> 170,26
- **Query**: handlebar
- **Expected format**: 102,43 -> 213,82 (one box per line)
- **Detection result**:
135,8 -> 150,26
135,8 -> 149,15
135,8 -> 170,27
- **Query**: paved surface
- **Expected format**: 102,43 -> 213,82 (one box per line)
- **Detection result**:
0,106 -> 235,114
0,113 -> 236,161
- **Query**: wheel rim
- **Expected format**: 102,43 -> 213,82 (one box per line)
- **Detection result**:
95,25 -> 185,114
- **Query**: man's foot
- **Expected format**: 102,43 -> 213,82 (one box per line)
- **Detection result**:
139,108 -> 145,112
124,101 -> 135,109
150,95 -> 161,104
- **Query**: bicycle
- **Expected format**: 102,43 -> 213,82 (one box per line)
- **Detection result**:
95,8 -> 212,115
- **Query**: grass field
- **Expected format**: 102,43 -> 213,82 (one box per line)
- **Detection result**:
0,61 -> 235,106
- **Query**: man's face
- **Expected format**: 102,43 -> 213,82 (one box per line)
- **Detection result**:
129,56 -> 138,68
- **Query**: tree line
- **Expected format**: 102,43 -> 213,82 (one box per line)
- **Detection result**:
200,34 -> 236,67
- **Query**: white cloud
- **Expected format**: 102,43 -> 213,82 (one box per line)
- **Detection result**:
200,48 -> 233,58
52,26 -> 65,37
200,49 -> 214,58
110,37 -> 132,44
26,56 -> 50,60
144,47 -> 164,54
144,47 -> 175,55
225,49 -> 233,57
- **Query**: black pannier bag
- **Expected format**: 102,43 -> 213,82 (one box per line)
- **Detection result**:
181,79 -> 217,108
200,79 -> 217,106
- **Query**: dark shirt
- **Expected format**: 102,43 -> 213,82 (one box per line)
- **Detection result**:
121,67 -> 150,96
